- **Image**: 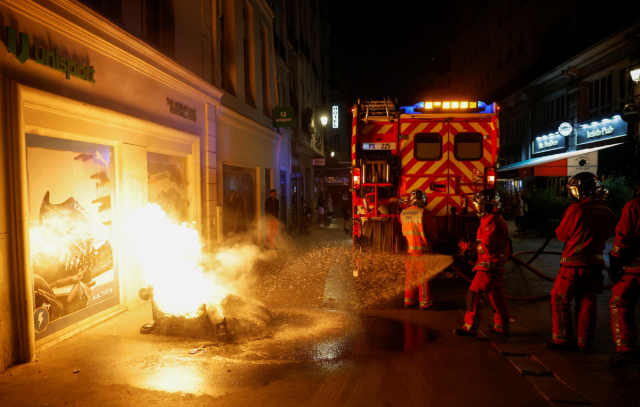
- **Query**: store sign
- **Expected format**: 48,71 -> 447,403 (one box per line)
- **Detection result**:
313,158 -> 325,166
273,107 -> 296,127
6,26 -> 96,83
576,115 -> 626,146
622,104 -> 640,123
532,133 -> 565,154
166,98 -> 197,122
558,122 -> 573,136
332,106 -> 339,128
567,152 -> 598,176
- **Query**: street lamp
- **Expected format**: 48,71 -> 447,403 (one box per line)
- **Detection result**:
330,151 -> 335,157
631,67 -> 640,84
320,116 -> 328,127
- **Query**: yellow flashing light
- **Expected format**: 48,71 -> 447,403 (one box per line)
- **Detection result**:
443,102 -> 451,109
470,101 -> 477,108
425,102 -> 433,109
461,101 -> 469,108
434,101 -> 442,107
452,101 -> 459,108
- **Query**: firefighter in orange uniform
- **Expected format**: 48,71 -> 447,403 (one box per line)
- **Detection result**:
608,190 -> 640,366
454,189 -> 510,337
401,189 -> 439,309
544,172 -> 614,353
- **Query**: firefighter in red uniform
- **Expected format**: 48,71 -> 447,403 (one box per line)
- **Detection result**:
545,172 -> 614,353
401,189 -> 439,309
608,190 -> 640,366
454,189 -> 510,337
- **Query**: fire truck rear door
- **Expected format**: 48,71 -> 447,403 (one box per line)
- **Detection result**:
399,119 -> 451,222
447,118 -> 494,212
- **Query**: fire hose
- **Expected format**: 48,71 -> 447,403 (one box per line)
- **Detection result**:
450,248 -> 615,301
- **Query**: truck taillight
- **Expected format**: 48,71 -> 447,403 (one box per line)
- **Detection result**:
353,168 -> 361,189
486,168 -> 496,187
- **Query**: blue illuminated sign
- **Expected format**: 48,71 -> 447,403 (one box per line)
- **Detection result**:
576,115 -> 627,146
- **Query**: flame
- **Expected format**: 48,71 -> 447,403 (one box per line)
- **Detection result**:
126,204 -> 227,318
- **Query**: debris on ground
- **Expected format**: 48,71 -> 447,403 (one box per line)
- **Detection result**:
189,348 -> 206,354
73,369 -> 80,373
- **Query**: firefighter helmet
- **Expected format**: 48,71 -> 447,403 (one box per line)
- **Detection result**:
409,189 -> 428,207
471,189 -> 501,217
566,172 -> 607,202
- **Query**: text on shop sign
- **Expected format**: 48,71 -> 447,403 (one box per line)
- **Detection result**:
6,26 -> 96,83
166,98 -> 197,122
586,126 -> 614,139
538,139 -> 558,149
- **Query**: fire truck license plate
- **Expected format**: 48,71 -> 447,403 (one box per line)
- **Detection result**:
362,142 -> 396,150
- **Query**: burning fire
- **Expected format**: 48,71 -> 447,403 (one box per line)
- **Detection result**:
126,204 -> 228,318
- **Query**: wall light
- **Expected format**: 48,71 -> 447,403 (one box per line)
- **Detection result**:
320,116 -> 328,127
631,67 -> 640,84
330,151 -> 335,157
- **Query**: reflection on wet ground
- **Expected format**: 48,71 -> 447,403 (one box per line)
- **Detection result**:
143,310 -> 431,364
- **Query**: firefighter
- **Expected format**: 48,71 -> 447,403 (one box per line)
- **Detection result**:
401,189 -> 439,309
454,189 -> 510,338
544,172 -> 614,353
607,189 -> 640,366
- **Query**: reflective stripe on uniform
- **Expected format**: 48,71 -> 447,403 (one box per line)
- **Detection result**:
611,296 -> 622,346
577,337 -> 587,345
494,324 -> 509,332
463,323 -> 478,332
408,245 -> 431,251
560,254 -> 603,264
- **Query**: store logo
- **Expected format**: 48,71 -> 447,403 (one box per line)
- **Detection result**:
538,139 -> 558,148
6,26 -> 96,83
281,111 -> 287,117
558,122 -> 573,136
586,126 -> 614,139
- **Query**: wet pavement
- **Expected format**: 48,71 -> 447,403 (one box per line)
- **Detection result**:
1,217 -> 638,406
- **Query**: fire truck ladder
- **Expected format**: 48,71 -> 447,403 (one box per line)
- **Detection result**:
361,98 -> 395,124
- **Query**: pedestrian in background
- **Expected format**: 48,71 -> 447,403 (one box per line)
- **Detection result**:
544,173 -> 614,353
607,189 -> 640,366
341,192 -> 351,232
515,191 -> 524,238
264,189 -> 279,249
317,191 -> 325,227
327,193 -> 334,219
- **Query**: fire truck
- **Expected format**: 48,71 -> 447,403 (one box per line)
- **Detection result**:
351,99 -> 500,276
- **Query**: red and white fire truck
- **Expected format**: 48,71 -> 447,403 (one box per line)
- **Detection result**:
351,99 -> 500,276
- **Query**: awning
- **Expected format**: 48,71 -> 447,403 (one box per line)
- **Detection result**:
497,143 -> 623,178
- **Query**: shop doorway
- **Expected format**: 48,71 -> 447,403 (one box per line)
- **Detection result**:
222,165 -> 256,237
280,170 -> 287,228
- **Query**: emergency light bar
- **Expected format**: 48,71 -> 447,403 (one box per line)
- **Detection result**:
401,101 -> 495,114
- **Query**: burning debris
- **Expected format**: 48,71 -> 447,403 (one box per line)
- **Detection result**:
127,204 -> 274,341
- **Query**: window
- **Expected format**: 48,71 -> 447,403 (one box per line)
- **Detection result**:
589,73 -> 613,118
243,1 -> 256,108
142,0 -> 175,57
260,24 -> 271,117
79,0 -> 122,23
541,95 -> 567,130
331,135 -> 341,152
414,133 -> 442,161
454,133 -> 483,161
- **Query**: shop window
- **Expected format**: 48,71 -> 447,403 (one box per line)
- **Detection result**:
78,0 -> 122,23
26,134 -> 118,339
414,133 -> 442,161
454,133 -> 483,161
223,165 -> 256,236
147,152 -> 188,223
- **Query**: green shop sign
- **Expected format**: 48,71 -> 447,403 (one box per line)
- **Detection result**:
6,26 -> 96,83
273,107 -> 295,128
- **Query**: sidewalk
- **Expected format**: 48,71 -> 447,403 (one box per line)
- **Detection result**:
484,219 -> 640,406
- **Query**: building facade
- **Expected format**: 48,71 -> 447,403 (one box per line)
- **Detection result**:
448,0 -> 640,193
0,0 -> 328,371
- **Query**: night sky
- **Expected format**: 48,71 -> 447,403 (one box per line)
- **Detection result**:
329,1 -> 456,107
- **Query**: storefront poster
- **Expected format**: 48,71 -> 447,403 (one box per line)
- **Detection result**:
147,152 -> 188,223
576,116 -> 627,146
567,152 -> 598,176
26,134 -> 117,339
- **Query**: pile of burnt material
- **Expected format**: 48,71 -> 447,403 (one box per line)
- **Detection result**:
138,287 -> 273,342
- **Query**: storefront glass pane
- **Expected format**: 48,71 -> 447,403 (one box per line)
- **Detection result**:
26,134 -> 118,340
222,165 -> 256,236
147,152 -> 188,223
